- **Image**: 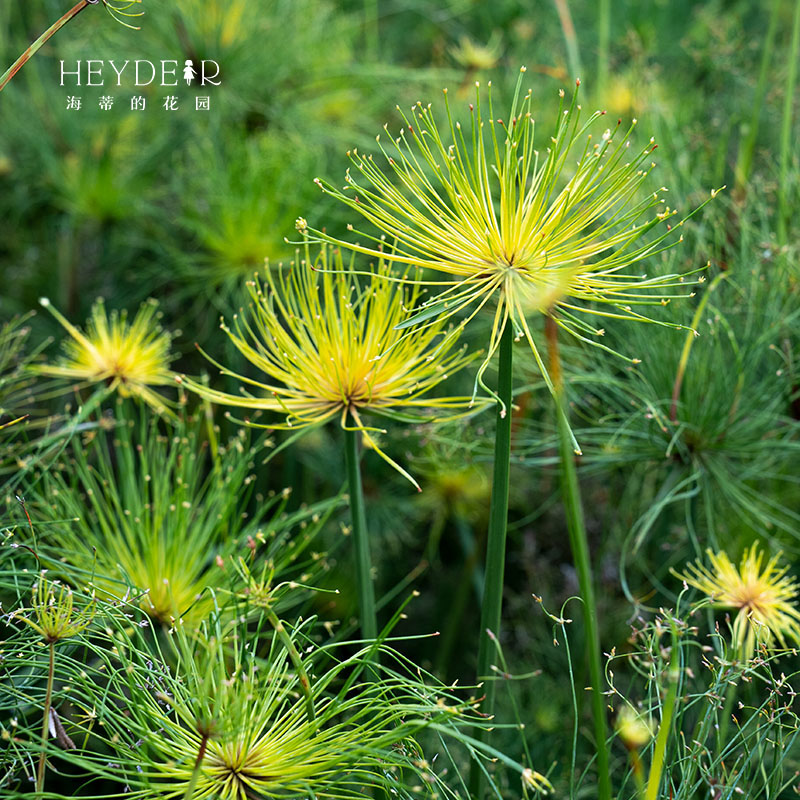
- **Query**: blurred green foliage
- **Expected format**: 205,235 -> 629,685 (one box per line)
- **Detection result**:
1,0 -> 799,797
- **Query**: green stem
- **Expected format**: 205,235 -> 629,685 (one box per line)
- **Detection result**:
548,318 -> 611,800
0,2 -> 90,93
470,324 -> 513,798
36,641 -> 55,796
644,624 -> 681,800
182,732 -> 209,800
733,0 -> 780,198
597,0 -> 610,100
557,405 -> 612,798
266,609 -> 316,729
552,0 -> 583,81
344,421 -> 378,645
778,0 -> 800,245
475,324 -> 513,700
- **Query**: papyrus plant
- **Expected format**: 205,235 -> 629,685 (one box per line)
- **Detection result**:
304,68 -> 718,797
37,408 -> 336,627
36,297 -> 177,417
76,613 -> 529,800
181,245 -> 483,645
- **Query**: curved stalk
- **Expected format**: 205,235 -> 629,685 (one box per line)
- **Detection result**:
344,420 -> 378,645
0,2 -> 90,93
669,272 -> 727,422
547,316 -> 611,800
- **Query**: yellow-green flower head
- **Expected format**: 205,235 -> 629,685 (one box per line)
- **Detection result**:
676,545 -> 800,660
522,767 -> 553,794
114,625 -> 473,800
450,33 -> 502,72
308,68 -> 719,405
14,572 -> 95,644
180,246 -> 481,488
37,297 -> 176,417
615,705 -> 654,750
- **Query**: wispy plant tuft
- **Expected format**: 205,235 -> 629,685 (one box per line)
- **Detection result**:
35,297 -> 177,418
75,613 -> 502,800
35,408 -> 336,625
180,244 -> 482,487
308,67 -> 718,406
676,544 -> 800,660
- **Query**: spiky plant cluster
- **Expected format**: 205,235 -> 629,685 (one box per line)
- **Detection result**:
677,545 -> 800,660
35,297 -> 176,417
181,245 -> 481,486
1,500 -> 538,800
308,68 -> 718,403
11,571 -> 96,644
33,407 -> 337,625
121,628 -> 453,798
174,138 -> 315,290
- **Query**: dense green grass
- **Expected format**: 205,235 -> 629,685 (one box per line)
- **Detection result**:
1,1 -> 799,798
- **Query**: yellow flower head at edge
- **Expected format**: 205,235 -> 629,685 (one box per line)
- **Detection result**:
36,296 -> 176,417
676,544 -> 800,660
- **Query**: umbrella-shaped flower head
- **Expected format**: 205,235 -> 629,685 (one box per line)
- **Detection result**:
180,246 -> 480,487
36,297 -> 176,416
677,545 -> 800,660
307,68 -> 718,403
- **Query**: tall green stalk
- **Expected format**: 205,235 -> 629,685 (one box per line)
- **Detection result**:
597,0 -> 610,100
475,325 -> 513,704
547,318 -> 611,800
36,642 -> 56,797
0,1 -> 90,93
644,624 -> 681,800
778,0 -> 800,245
344,420 -> 378,645
470,324 -> 513,797
733,0 -> 780,198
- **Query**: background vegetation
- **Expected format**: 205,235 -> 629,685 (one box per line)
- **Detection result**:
1,0 -> 799,797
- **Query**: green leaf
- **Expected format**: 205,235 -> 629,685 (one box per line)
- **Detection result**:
393,301 -> 450,330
